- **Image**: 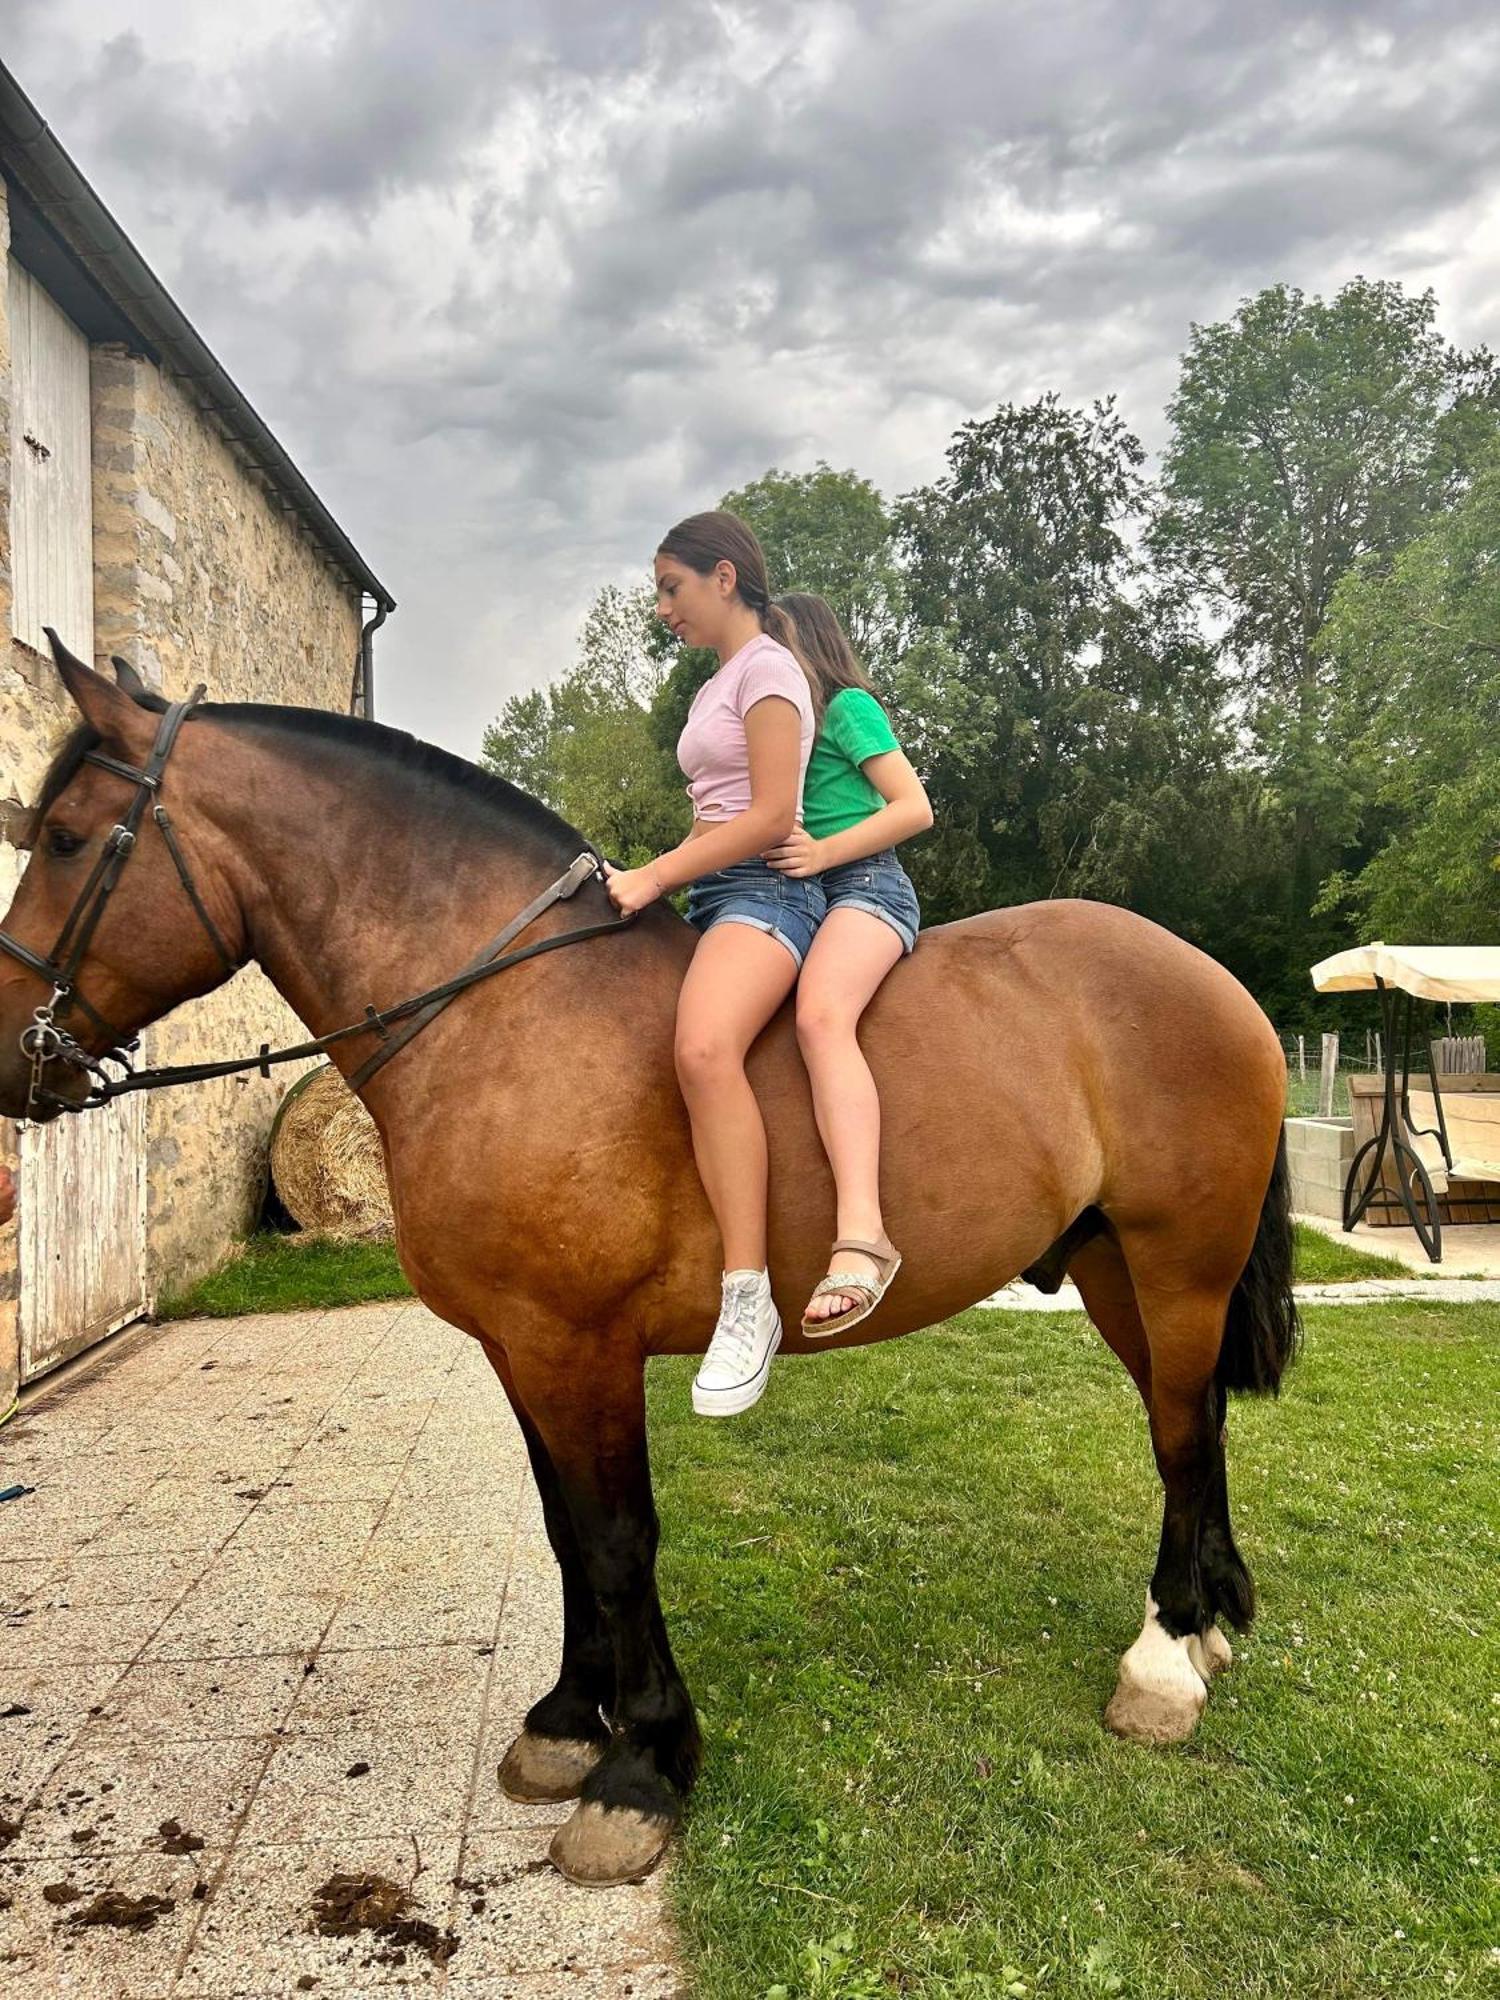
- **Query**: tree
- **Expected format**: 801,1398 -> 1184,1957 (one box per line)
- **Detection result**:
1153,278 -> 1499,946
718,463 -> 902,662
482,584 -> 688,865
1319,433 -> 1500,943
894,395 -> 1245,931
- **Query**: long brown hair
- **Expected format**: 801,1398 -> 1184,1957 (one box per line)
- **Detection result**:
771,591 -> 876,722
656,511 -> 815,697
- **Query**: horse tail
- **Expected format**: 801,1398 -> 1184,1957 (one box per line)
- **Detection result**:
1217,1129 -> 1300,1396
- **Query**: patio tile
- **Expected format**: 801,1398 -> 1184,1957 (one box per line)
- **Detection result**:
0,1598 -> 169,1670
89,1483 -> 262,1555
321,1576 -> 500,1652
0,1558 -> 50,1616
86,1654 -> 307,1741
0,1844 -> 214,1997
445,1971 -> 682,1998
442,1827 -> 670,1980
379,1489 -> 525,1545
13,1732 -> 270,1857
173,1830 -> 463,1994
27,1550 -> 213,1610
241,1721 -> 477,1843
139,1584 -> 340,1662
0,1661 -> 124,1804
283,1642 -> 493,1735
229,1499 -> 384,1555
253,1458 -> 406,1506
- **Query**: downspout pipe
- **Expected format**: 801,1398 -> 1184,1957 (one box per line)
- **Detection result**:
352,597 -> 389,718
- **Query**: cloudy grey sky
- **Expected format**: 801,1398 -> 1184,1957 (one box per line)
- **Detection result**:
8,1 -> 1499,755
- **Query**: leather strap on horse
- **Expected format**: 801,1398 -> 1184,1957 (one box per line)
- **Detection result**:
75,849 -> 633,1107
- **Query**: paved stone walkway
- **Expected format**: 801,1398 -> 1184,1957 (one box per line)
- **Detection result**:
0,1301 -> 679,1997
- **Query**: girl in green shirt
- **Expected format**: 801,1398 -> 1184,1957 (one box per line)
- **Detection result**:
762,593 -> 933,1335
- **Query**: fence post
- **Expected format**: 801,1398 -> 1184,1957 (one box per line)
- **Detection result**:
1319,1032 -> 1340,1118
1297,1033 -> 1305,1081
1375,1031 -> 1382,1074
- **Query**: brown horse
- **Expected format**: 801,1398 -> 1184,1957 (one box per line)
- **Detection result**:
0,641 -> 1296,1887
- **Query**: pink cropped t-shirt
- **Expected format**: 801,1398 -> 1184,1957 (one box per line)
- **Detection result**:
676,633 -> 816,823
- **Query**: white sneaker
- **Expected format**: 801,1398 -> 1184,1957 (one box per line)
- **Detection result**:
692,1268 -> 782,1417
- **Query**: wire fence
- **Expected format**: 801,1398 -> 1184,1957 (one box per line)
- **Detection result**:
1279,1029 -> 1491,1119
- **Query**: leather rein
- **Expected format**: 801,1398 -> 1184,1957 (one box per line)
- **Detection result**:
0,691 -> 634,1122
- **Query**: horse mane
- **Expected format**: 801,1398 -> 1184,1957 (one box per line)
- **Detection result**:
28,699 -> 588,861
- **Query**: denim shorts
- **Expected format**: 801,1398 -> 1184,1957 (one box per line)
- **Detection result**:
686,857 -> 827,969
818,848 -> 921,954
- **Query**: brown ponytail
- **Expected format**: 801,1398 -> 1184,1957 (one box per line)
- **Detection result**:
657,510 -> 818,704
771,592 -> 876,722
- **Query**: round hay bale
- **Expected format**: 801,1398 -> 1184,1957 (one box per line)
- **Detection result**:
269,1063 -> 393,1237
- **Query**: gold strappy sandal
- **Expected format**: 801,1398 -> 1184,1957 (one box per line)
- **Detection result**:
800,1236 -> 903,1339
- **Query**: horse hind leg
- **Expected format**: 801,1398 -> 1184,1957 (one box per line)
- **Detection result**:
1068,1236 -> 1237,1743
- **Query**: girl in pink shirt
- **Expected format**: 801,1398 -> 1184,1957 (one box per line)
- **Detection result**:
602,512 -> 821,1416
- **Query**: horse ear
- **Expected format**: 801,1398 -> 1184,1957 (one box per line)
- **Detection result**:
110,655 -> 170,713
111,655 -> 149,699
45,628 -> 152,742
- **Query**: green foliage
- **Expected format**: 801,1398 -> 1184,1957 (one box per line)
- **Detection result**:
481,583 -> 690,864
893,397 -> 1254,933
720,462 -> 903,663
1319,435 -> 1500,942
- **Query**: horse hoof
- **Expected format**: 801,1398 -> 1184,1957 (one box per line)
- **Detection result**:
1104,1613 -> 1209,1745
1187,1626 -> 1233,1680
498,1731 -> 605,1804
548,1801 -> 673,1888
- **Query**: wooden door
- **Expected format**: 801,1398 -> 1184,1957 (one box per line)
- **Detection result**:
6,259 -> 149,1381
8,256 -> 94,656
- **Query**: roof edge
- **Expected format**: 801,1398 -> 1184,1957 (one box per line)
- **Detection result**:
0,61 -> 395,613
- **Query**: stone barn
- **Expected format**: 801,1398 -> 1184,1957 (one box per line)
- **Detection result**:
0,64 -> 396,1412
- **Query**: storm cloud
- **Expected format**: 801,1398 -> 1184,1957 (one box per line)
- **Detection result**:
9,0 -> 1500,751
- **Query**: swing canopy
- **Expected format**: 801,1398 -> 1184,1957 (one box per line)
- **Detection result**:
1310,942 -> 1500,1004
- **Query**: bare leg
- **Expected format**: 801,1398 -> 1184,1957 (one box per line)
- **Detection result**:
794,909 -> 904,1319
674,923 -> 800,1270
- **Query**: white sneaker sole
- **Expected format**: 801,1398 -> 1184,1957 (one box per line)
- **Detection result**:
692,1316 -> 782,1418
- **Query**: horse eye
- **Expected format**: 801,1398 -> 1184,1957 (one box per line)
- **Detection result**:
46,826 -> 83,859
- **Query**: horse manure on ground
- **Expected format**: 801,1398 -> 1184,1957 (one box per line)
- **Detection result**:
69,1888 -> 175,1929
310,1870 -> 460,1969
157,1818 -> 206,1854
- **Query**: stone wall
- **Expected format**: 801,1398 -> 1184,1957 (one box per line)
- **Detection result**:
0,172 -> 368,1393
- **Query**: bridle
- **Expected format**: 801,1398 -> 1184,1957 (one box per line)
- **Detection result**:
0,692 -> 633,1122
0,689 -> 236,1118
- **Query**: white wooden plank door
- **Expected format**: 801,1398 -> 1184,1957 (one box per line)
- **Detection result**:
4,264 -> 149,1381
18,1094 -> 149,1381
8,255 -> 95,657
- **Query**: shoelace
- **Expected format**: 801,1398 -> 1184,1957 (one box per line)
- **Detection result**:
704,1278 -> 764,1370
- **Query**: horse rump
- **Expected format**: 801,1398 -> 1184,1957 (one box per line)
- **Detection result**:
1217,1129 -> 1300,1396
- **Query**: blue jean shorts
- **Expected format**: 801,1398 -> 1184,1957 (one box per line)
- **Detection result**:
818,848 -> 921,954
686,857 -> 827,969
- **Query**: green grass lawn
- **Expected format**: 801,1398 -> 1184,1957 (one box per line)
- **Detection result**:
155,1232 -> 410,1319
1290,1221 -> 1410,1284
650,1302 -> 1498,1998
156,1219 -> 1405,1326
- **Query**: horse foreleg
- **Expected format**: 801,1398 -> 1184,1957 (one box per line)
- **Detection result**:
479,1343 -> 614,1804
506,1339 -> 701,1888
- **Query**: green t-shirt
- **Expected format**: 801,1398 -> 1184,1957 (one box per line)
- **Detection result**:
802,687 -> 901,839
